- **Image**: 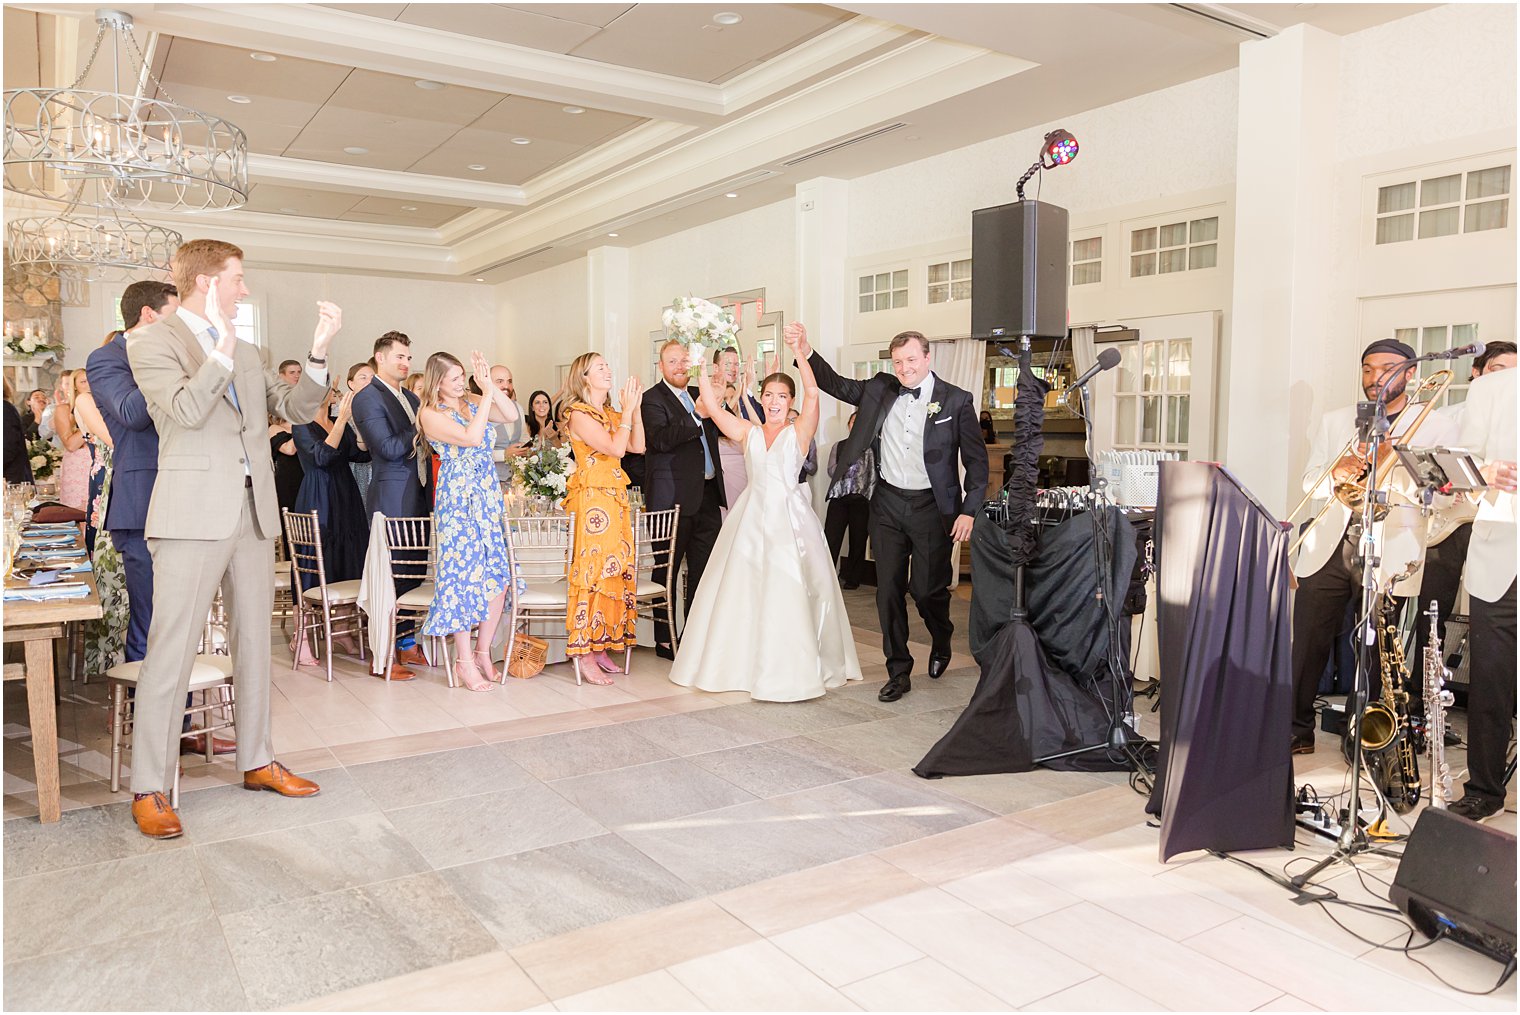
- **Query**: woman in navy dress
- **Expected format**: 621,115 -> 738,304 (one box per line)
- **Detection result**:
417,350 -> 524,692
292,385 -> 371,590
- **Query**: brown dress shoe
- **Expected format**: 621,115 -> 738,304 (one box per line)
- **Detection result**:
131,792 -> 184,839
243,760 -> 321,797
395,645 -> 428,667
380,662 -> 415,681
181,731 -> 237,756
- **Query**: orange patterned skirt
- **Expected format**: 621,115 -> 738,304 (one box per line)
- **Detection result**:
564,484 -> 637,655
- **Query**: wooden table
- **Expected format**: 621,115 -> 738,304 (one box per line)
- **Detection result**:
4,533 -> 102,823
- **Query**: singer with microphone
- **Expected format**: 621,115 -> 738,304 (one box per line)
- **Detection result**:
1288,338 -> 1462,755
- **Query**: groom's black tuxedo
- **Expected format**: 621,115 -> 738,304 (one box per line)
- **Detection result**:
807,350 -> 990,694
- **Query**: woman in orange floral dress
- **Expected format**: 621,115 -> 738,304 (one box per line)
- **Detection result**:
562,351 -> 646,684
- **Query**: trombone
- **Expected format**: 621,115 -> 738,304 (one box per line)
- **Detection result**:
1286,369 -> 1452,556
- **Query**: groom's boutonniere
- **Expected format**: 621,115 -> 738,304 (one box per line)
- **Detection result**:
926,401 -> 942,416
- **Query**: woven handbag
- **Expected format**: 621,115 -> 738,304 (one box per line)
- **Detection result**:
506,634 -> 549,678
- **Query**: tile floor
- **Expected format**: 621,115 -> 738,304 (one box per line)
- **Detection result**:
4,588 -> 1515,1011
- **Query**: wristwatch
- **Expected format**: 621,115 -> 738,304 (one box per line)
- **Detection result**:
307,354 -> 327,366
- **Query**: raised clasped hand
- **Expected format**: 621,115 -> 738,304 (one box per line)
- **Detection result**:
312,301 -> 343,355
469,351 -> 491,395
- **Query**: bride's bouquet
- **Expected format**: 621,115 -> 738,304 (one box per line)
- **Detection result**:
513,441 -> 575,499
662,295 -> 738,377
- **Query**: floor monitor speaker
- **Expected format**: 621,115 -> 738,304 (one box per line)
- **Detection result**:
1390,806 -> 1517,966
971,200 -> 1068,340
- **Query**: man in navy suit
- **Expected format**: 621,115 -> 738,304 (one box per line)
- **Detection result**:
87,280 -> 233,755
794,325 -> 988,702
351,330 -> 431,679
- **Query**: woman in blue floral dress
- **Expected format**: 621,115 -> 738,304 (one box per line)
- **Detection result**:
416,351 -> 524,692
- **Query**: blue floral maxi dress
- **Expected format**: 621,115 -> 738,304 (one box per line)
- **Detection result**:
423,402 -> 523,637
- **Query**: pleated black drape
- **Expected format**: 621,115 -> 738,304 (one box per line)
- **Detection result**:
1145,462 -> 1296,861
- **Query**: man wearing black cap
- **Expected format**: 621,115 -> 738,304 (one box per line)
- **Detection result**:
1289,338 -> 1460,753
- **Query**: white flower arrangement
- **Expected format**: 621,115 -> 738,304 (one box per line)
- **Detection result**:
4,331 -> 65,361
514,441 -> 575,498
661,295 -> 739,376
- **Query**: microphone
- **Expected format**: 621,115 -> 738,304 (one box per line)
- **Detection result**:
1068,347 -> 1121,390
1428,342 -> 1485,360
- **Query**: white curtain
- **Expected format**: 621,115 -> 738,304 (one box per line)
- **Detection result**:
1070,325 -> 1097,379
930,338 -> 987,407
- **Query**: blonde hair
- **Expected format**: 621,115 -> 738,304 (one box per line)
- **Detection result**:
563,351 -> 604,412
413,352 -> 463,463
172,238 -> 244,301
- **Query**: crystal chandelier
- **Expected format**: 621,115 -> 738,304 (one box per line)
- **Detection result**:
6,199 -> 182,280
3,9 -> 247,214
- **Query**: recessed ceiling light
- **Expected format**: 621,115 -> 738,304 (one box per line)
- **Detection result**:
475,277 -> 486,282
278,207 -> 298,213
724,192 -> 738,198
713,11 -> 743,25
562,105 -> 585,114
467,164 -> 487,171
510,137 -> 532,145
249,52 -> 277,62
401,205 -> 418,211
227,95 -> 252,104
343,146 -> 369,155
414,79 -> 445,91
607,232 -> 619,237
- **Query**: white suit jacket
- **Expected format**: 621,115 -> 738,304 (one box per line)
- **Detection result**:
1457,369 -> 1517,603
1294,401 -> 1460,595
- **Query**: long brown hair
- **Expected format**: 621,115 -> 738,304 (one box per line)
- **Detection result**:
563,351 -> 604,412
413,351 -> 464,463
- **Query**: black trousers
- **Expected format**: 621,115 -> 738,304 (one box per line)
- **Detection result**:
655,477 -> 724,647
824,494 -> 870,584
1290,529 -> 1398,738
1464,580 -> 1517,805
870,482 -> 953,681
1411,522 -> 1471,664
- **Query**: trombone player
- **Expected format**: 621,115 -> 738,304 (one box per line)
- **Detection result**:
1289,338 -> 1459,754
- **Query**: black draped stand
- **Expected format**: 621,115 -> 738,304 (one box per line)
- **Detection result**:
1144,461 -> 1296,861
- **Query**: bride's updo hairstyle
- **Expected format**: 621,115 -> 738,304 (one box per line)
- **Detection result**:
759,372 -> 795,400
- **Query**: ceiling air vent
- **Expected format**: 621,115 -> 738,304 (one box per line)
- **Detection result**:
783,123 -> 908,168
473,245 -> 553,274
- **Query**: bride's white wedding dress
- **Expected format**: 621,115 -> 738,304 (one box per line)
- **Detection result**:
668,425 -> 863,701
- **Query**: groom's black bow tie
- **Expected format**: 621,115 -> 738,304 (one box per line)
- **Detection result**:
900,385 -> 921,400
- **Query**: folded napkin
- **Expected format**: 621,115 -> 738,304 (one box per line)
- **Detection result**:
24,525 -> 79,534
20,537 -> 75,548
16,548 -> 86,560
4,582 -> 91,602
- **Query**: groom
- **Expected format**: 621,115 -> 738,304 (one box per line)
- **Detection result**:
791,324 -> 988,701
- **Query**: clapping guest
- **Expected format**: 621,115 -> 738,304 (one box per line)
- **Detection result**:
19,388 -> 49,440
487,364 -> 527,485
825,411 -> 872,590
417,351 -> 523,692
563,352 -> 645,683
716,347 -> 762,516
269,413 -> 303,523
525,389 -> 562,447
52,370 -> 93,511
345,362 -> 375,511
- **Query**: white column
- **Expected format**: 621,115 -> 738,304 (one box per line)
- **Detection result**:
794,177 -> 850,366
1224,24 -> 1340,517
585,245 -> 630,384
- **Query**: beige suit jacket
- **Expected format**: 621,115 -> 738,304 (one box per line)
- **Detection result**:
1458,368 -> 1517,603
126,312 -> 325,541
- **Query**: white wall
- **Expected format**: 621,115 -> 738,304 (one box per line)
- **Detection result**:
494,257 -> 589,398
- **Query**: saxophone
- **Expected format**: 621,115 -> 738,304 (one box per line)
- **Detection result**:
1356,568 -> 1422,813
1423,599 -> 1454,809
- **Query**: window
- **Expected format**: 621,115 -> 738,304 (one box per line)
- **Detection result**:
1071,237 -> 1101,285
859,269 -> 908,313
927,259 -> 971,304
1129,217 -> 1217,277
231,301 -> 259,346
1376,165 -> 1510,244
1112,337 -> 1192,458
1393,322 -> 1479,408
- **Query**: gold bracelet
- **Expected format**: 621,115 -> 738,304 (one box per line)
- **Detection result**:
619,422 -> 633,431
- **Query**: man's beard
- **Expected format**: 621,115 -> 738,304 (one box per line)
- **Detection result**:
1366,376 -> 1407,402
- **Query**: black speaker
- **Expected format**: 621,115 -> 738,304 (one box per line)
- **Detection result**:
971,200 -> 1069,340
1390,807 -> 1517,964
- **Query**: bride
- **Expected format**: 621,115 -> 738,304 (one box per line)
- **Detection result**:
668,324 -> 863,701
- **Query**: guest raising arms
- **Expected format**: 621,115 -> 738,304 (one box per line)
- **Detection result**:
563,352 -> 646,684
715,346 -> 762,517
292,384 -> 371,585
417,351 -> 524,692
52,370 -> 93,512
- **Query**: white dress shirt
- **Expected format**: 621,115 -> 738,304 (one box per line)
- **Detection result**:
1457,368 -> 1517,602
879,373 -> 934,490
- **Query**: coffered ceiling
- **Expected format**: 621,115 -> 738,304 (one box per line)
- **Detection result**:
4,3 -> 1430,280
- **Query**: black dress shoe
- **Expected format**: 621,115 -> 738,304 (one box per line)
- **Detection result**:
841,579 -> 860,591
878,677 -> 910,702
1290,735 -> 1315,755
1448,795 -> 1502,822
927,654 -> 951,680
655,644 -> 676,661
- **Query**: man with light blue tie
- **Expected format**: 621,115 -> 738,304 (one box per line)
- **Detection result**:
642,340 -> 726,658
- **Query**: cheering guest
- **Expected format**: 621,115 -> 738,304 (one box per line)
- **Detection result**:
417,351 -> 522,691
278,359 -> 303,385
19,388 -> 49,440
524,389 -> 562,447
344,362 -> 375,511
563,352 -> 645,683
642,340 -> 725,658
825,411 -> 873,590
487,364 -> 527,484
53,370 -> 93,511
715,347 -> 762,514
292,385 -> 370,583
351,331 -> 430,679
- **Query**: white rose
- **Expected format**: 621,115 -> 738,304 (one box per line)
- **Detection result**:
562,458 -> 577,476
20,335 -> 38,353
30,455 -> 46,470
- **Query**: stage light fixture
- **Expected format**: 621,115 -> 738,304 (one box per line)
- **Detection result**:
1015,127 -> 1079,201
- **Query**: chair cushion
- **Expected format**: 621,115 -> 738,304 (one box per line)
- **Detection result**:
635,579 -> 668,597
397,582 -> 436,608
107,656 -> 231,691
517,581 -> 568,607
302,579 -> 362,605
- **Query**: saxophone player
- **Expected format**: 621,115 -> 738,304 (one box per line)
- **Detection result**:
1447,365 -> 1517,823
1289,339 -> 1460,755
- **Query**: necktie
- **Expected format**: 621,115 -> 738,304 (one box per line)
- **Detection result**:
396,388 -> 429,486
678,389 -> 715,479
207,326 -> 240,411
901,385 -> 921,400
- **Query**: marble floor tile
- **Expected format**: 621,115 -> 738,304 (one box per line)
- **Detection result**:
926,769 -> 1116,815
805,709 -> 963,770
327,727 -> 484,766
762,773 -> 996,854
623,710 -> 778,757
940,861 -> 1081,926
858,888 -> 1094,1006
2,917 -> 248,1012
1254,995 -> 1322,1012
4,848 -> 212,961
439,833 -> 698,949
172,766 -> 382,845
383,783 -> 605,868
194,811 -> 430,914
1022,901 -> 1281,1010
589,698 -> 683,722
840,956 -> 1011,1012
496,723 -> 673,781
712,854 -> 928,937
1020,975 -> 1167,1012
873,815 -> 1065,885
345,743 -> 535,810
772,912 -> 925,987
687,735 -> 882,797
295,951 -> 549,1011
510,898 -> 760,1000
666,938 -> 860,1010
835,676 -> 979,716
220,870 -> 499,1009
549,756 -> 757,830
3,797 -> 187,879
736,695 -> 895,735
552,969 -> 708,1012
1002,784 -> 1154,844
470,709 -> 613,744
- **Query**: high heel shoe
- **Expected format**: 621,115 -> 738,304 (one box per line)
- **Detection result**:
290,634 -> 318,667
474,649 -> 500,682
594,652 -> 623,675
453,655 -> 495,693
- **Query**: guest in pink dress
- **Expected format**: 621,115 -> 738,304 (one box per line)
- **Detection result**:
53,369 -> 93,511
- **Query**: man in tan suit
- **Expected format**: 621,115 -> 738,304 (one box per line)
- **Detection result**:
126,238 -> 340,838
